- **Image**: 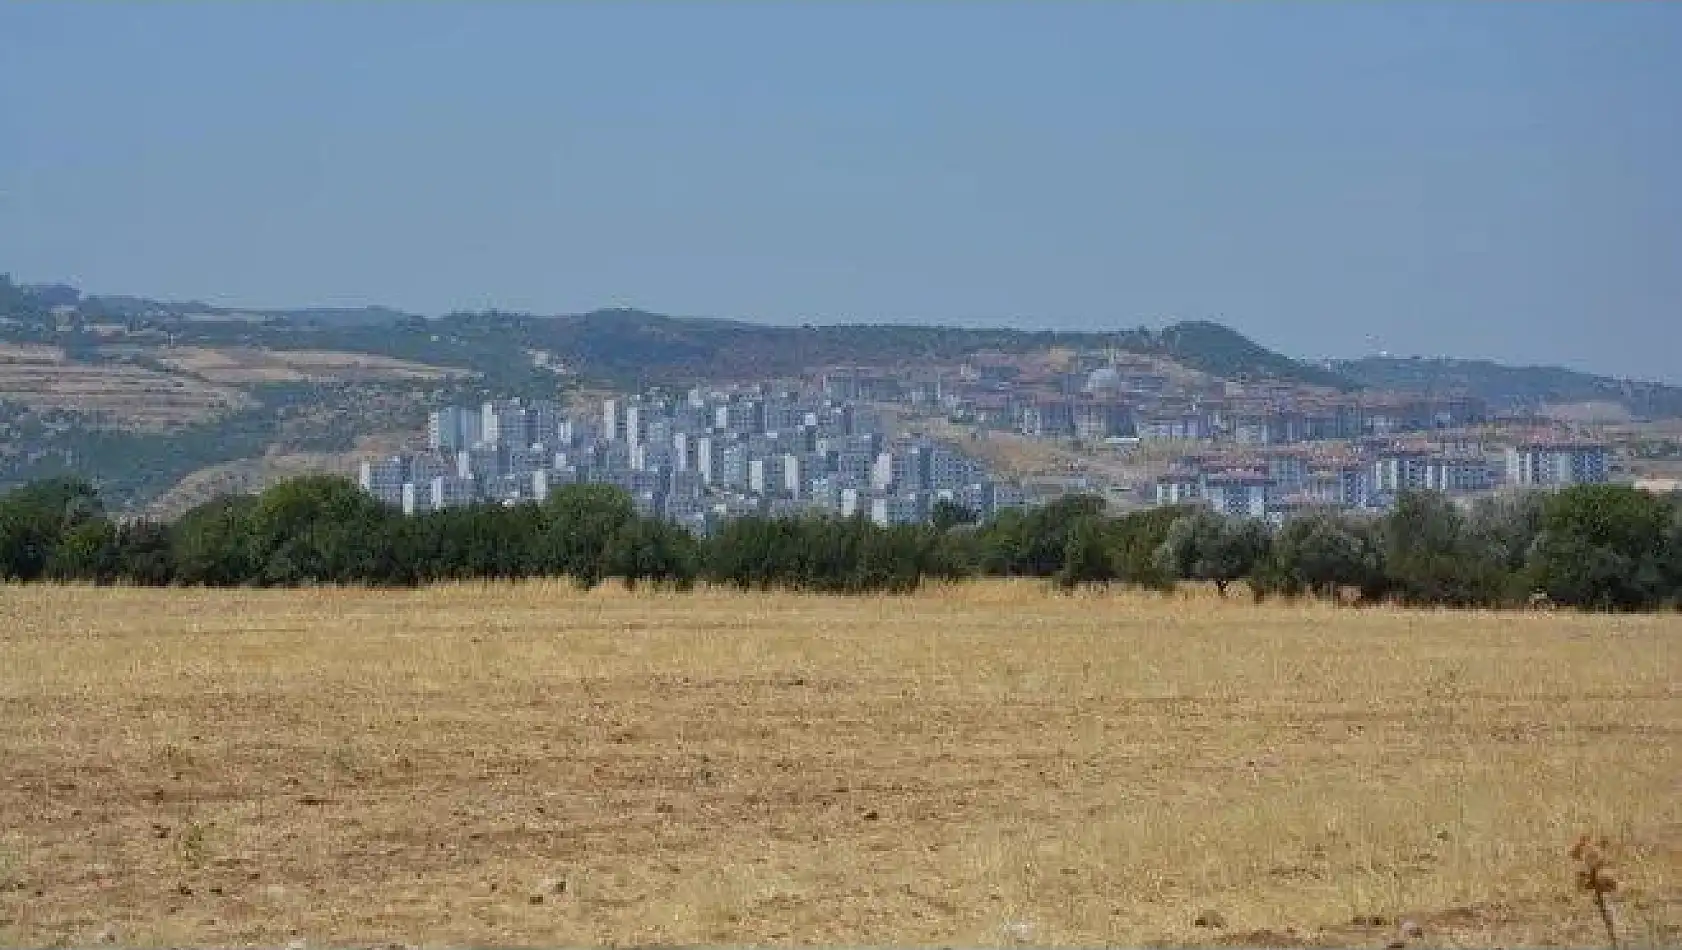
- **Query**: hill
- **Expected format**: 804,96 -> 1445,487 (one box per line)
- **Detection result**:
1335,356 -> 1682,419
2,275 -> 1356,391
419,308 -> 1357,391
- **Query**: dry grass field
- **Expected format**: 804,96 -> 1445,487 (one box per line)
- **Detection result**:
1,584 -> 1678,948
153,348 -> 463,385
0,344 -> 251,428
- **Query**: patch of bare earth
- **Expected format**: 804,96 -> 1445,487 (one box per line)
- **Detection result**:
0,343 -> 250,428
155,347 -> 464,385
0,584 -> 1677,947
142,435 -> 422,520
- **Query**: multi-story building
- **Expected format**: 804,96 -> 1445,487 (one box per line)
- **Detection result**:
1202,473 -> 1273,519
1423,456 -> 1496,493
1073,400 -> 1130,442
429,475 -> 477,510
1505,442 -> 1610,488
624,403 -> 646,449
1138,414 -> 1212,442
358,456 -> 408,507
870,494 -> 925,526
1019,399 -> 1075,438
1265,453 -> 1310,494
1154,473 -> 1202,507
457,446 -> 503,481
717,443 -> 749,490
695,435 -> 716,485
428,407 -> 483,452
602,398 -> 621,442
401,481 -> 431,516
1372,450 -> 1431,495
929,446 -> 984,491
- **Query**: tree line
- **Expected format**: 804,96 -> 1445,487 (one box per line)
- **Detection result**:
2,475 -> 1680,611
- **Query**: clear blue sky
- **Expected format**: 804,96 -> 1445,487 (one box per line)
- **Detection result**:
2,3 -> 1678,381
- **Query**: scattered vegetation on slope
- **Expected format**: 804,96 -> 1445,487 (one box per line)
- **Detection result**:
1336,355 -> 1682,419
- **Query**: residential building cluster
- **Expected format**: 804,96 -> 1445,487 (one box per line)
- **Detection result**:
1148,438 -> 1610,523
827,352 -> 1492,446
359,388 -> 1025,533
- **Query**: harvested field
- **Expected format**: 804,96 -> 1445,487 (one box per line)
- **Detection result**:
0,344 -> 250,428
155,347 -> 463,385
0,583 -> 1678,948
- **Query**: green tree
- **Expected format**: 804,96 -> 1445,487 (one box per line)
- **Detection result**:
976,494 -> 1106,577
1056,517 -> 1115,589
603,517 -> 701,590
246,476 -> 395,585
114,521 -> 175,586
1528,485 -> 1673,610
1467,491 -> 1547,575
1155,509 -> 1270,596
171,496 -> 260,586
1261,512 -> 1384,602
536,484 -> 639,587
1106,505 -> 1188,589
0,478 -> 104,581
45,518 -> 119,583
1380,491 -> 1513,607
930,499 -> 978,532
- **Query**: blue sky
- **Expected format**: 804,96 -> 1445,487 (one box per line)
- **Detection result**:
2,3 -> 1678,381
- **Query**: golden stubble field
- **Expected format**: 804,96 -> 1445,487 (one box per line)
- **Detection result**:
1,583 -> 1678,948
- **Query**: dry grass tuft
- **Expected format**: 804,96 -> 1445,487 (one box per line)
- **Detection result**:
0,582 -> 1677,947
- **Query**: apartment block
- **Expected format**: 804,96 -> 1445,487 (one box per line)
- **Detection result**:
1505,442 -> 1610,488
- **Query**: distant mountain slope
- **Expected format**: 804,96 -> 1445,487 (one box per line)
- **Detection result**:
1335,356 -> 1682,418
435,308 -> 1358,390
2,274 -> 1356,391
1143,320 -> 1354,390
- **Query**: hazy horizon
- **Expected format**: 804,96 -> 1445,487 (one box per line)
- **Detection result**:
3,3 -> 1678,382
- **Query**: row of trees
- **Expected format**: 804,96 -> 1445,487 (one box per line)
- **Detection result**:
1154,488 -> 1682,611
2,475 -> 1680,610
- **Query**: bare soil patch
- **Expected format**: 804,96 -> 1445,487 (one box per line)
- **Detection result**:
0,344 -> 250,428
155,347 -> 464,385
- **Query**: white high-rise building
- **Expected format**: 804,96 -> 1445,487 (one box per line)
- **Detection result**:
783,453 -> 803,497
870,452 -> 895,492
696,436 -> 715,485
602,399 -> 620,442
673,432 -> 692,473
625,404 -> 644,449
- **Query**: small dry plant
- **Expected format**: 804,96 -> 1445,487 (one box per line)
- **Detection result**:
1571,833 -> 1620,949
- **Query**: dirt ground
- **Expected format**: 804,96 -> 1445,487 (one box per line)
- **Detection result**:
0,583 -> 1678,948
